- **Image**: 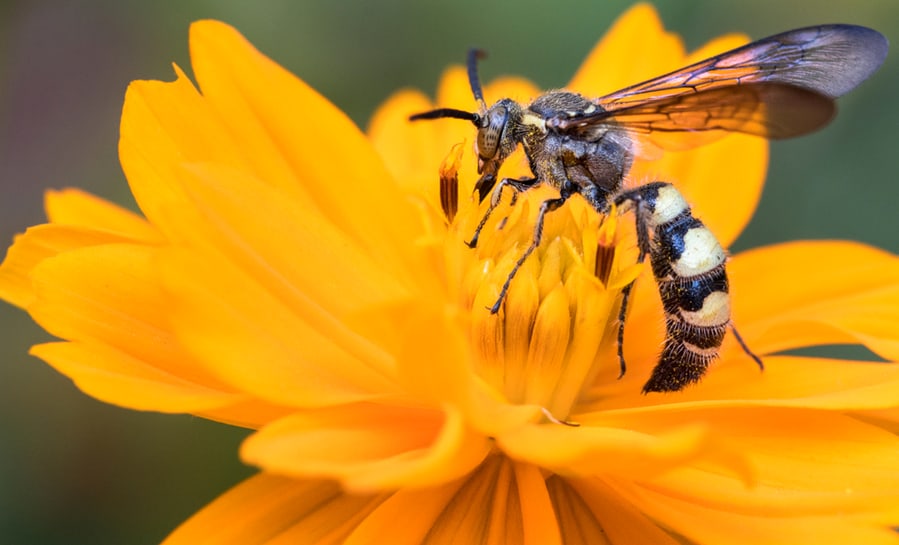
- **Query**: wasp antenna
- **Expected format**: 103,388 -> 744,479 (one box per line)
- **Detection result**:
467,48 -> 488,114
408,108 -> 480,126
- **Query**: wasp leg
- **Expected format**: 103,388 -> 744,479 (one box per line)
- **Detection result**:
612,186 -> 654,379
467,176 -> 538,248
730,324 -> 764,370
488,191 -> 570,314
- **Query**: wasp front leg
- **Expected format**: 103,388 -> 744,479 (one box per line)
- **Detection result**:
467,176 -> 538,248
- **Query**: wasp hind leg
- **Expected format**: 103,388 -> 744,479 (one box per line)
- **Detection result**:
611,186 -> 654,380
730,324 -> 764,370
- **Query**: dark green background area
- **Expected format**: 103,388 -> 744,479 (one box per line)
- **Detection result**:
0,1 -> 896,543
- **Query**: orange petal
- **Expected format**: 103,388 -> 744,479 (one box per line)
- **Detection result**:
347,457 -> 561,545
484,76 -> 542,106
343,477 -> 468,545
367,88 -> 450,196
558,477 -> 681,545
187,20 -> 421,270
162,473 -> 388,545
391,302 -> 476,406
612,477 -> 899,545
730,241 -> 899,360
497,418 -> 730,481
119,66 -> 248,240
389,300 -> 542,437
167,161 -> 415,322
590,406 -> 899,503
662,355 -> 899,410
43,188 -> 163,242
27,243 -> 231,388
241,402 -> 490,493
31,341 -> 243,413
568,4 -> 684,97
198,399 -> 294,430
436,65 -> 479,114
368,78 -> 477,217
421,457 -> 558,545
159,247 -> 399,408
0,224 -> 142,309
514,462 -> 563,545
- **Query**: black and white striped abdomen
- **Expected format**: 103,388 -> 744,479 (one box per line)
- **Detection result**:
615,181 -> 733,393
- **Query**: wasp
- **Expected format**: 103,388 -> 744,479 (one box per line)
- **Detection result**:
410,25 -> 888,393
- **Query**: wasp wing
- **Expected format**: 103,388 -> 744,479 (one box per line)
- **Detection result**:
602,24 -> 886,106
554,83 -> 835,152
552,24 -> 886,146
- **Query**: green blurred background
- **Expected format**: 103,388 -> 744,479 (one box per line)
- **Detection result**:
0,1 -> 896,543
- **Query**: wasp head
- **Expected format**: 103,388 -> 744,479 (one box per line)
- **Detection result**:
410,49 -> 530,202
475,98 -> 523,176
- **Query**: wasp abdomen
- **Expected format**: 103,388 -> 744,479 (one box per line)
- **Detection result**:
615,182 -> 732,393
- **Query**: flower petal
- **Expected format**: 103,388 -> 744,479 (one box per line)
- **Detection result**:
612,477 -> 899,545
730,240 -> 899,360
568,4 -> 684,97
0,225 -> 138,308
187,20 -> 421,271
390,300 -> 541,436
240,402 -> 490,493
43,188 -> 163,242
679,355 -> 899,410
566,407 -> 899,543
27,243 -> 231,387
556,477 -> 681,545
1,191 -> 161,309
347,457 -> 561,545
343,478 -> 467,545
197,399 -> 294,430
31,341 -> 243,413
497,418 -> 736,481
162,473 -> 388,545
119,66 -> 247,240
9,233 -> 294,424
367,89 -> 451,196
159,247 -> 399,408
169,162 -> 413,320
591,406 -> 899,507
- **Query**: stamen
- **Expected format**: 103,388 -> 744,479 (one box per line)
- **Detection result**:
594,212 -> 619,286
594,242 -> 616,286
439,143 -> 464,223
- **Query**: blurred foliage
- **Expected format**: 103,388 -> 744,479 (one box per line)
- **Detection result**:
0,1 -> 896,543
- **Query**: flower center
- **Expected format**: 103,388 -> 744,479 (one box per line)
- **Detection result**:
441,173 -> 640,419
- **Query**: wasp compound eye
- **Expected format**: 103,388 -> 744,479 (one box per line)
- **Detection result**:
476,105 -> 509,160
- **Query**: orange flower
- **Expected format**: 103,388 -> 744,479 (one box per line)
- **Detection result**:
2,4 -> 899,543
